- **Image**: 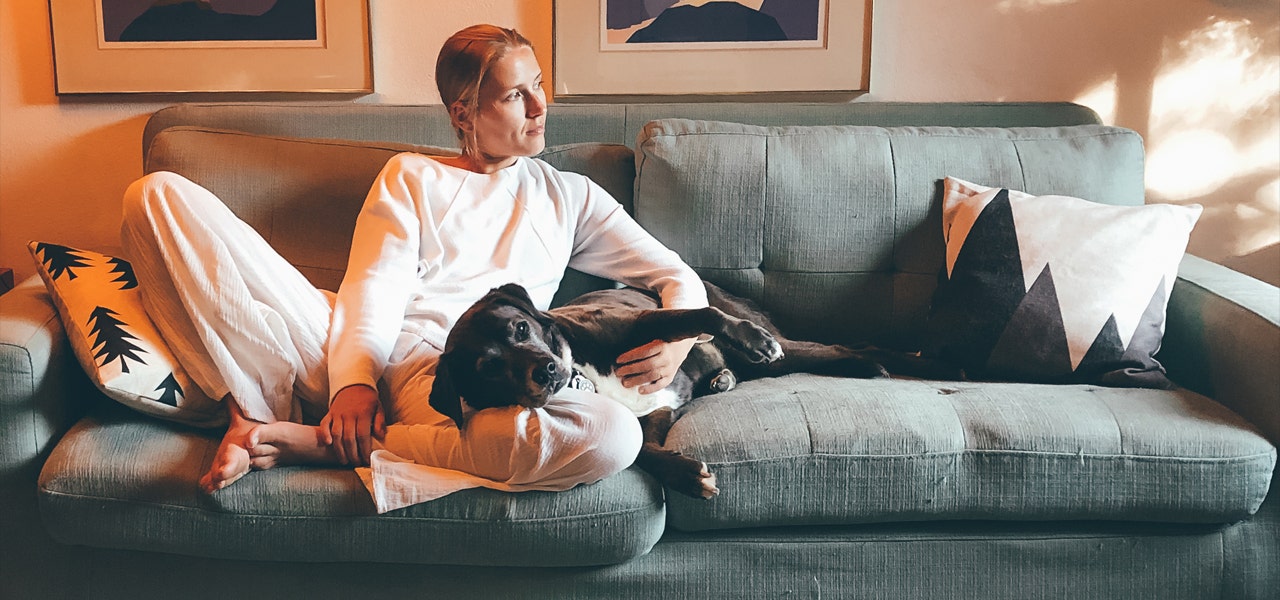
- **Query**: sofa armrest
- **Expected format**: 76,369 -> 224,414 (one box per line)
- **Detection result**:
0,276 -> 89,488
1161,254 -> 1280,445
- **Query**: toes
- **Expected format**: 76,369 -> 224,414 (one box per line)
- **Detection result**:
248,442 -> 280,470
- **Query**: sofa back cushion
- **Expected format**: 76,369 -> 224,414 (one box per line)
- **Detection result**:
144,127 -> 633,299
633,119 -> 1146,349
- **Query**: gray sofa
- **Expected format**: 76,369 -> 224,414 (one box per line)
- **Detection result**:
2,101 -> 1277,599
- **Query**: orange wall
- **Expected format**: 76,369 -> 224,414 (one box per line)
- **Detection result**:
2,0 -> 1277,284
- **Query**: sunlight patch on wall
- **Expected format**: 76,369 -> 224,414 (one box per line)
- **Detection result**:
1072,74 -> 1117,124
996,0 -> 1076,12
1144,16 -> 1279,258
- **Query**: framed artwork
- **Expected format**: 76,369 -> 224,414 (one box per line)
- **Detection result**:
49,0 -> 372,94
553,0 -> 870,100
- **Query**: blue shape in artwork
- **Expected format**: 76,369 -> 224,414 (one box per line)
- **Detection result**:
120,0 -> 316,42
760,0 -> 821,41
628,2 -> 787,43
607,0 -> 678,30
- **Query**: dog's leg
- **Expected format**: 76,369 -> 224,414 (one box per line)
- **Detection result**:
755,339 -> 889,379
846,345 -> 967,380
630,307 -> 782,365
634,408 -> 719,499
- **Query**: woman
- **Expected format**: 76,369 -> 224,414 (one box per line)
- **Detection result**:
121,25 -> 706,510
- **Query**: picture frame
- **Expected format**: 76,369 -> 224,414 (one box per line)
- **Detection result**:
553,0 -> 870,100
49,0 -> 372,94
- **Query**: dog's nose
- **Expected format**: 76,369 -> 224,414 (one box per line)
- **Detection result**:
532,361 -> 558,385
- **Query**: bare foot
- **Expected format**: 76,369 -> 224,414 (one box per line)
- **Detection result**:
199,400 -> 361,494
247,421 -> 342,465
199,406 -> 257,493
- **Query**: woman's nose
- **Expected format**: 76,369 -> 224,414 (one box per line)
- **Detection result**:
526,90 -> 546,117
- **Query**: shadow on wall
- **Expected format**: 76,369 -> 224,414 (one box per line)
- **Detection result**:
988,0 -> 1278,286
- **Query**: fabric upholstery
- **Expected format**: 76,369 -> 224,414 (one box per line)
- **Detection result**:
1161,254 -> 1280,446
7,101 -> 1277,597
144,127 -> 633,298
633,120 -> 1147,350
37,404 -> 666,567
662,375 -> 1275,531
141,101 -> 1104,159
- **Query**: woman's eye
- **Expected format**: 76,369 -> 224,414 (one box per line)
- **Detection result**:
514,321 -> 530,341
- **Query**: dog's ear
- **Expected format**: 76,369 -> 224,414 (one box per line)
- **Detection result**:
494,283 -> 536,311
494,282 -> 558,329
428,358 -> 466,428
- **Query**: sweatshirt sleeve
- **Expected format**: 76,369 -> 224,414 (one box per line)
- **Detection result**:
327,154 -> 424,399
567,176 -> 708,310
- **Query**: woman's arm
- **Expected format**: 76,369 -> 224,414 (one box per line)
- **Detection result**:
567,176 -> 708,392
325,154 -> 425,463
567,177 -> 708,310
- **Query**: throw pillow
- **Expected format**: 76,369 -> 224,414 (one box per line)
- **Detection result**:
922,177 -> 1202,388
29,242 -> 225,427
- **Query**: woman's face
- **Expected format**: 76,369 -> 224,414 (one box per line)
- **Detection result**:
466,45 -> 546,172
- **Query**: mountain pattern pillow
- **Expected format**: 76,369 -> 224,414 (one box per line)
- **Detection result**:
922,178 -> 1202,388
29,242 -> 225,427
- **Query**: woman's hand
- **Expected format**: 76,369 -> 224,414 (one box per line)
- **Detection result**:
320,384 -> 386,466
615,337 -> 699,394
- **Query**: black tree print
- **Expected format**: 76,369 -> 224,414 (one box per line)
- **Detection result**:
37,243 -> 91,281
154,373 -> 183,406
107,256 -> 138,290
88,306 -> 149,373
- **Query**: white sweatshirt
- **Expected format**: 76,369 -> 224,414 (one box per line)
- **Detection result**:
327,153 -> 707,400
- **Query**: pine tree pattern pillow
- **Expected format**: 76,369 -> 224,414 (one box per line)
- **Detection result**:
29,242 -> 225,427
922,178 -> 1202,388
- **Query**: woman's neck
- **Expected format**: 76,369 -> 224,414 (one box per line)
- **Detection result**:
449,152 -> 517,174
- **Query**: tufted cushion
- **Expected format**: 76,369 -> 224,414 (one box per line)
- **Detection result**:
662,375 -> 1276,531
37,403 -> 666,566
146,127 -> 633,297
633,120 -> 1146,350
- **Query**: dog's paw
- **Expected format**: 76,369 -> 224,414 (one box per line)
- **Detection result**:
671,461 -> 719,500
726,320 -> 784,364
659,454 -> 720,499
707,368 -> 736,394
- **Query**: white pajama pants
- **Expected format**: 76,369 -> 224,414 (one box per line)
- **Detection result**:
120,171 -> 641,512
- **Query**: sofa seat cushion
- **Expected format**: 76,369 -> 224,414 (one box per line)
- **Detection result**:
37,405 -> 665,567
663,375 -> 1276,531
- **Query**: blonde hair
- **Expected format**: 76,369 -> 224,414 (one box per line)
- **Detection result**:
436,25 -> 534,157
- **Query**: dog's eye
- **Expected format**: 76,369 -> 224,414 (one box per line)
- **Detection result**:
513,320 -> 531,341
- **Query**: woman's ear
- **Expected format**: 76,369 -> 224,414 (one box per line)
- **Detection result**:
449,101 -> 473,134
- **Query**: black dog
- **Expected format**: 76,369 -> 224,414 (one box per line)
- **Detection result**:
428,282 -> 950,498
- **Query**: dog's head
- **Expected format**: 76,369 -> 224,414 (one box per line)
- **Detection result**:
429,283 -> 574,427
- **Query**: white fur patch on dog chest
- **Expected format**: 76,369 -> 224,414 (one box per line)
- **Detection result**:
575,363 -> 682,416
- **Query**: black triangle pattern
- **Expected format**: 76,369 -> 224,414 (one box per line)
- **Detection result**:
108,256 -> 139,290
925,189 -> 1174,388
87,306 -> 149,373
37,242 -> 91,281
923,189 -> 1025,367
986,264 -> 1073,382
1094,277 -> 1174,389
154,373 -> 184,407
